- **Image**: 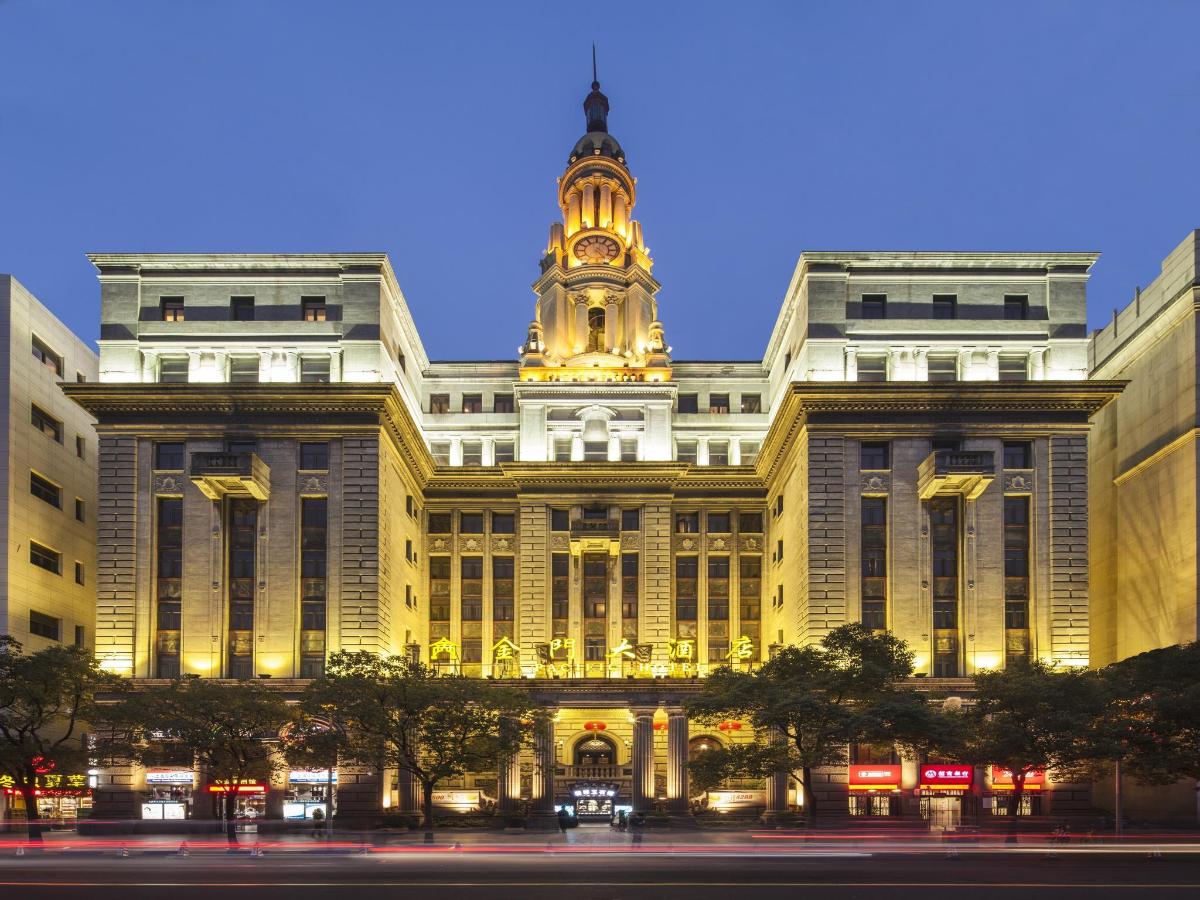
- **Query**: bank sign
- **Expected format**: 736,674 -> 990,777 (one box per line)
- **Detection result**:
847,765 -> 902,790
919,766 -> 973,790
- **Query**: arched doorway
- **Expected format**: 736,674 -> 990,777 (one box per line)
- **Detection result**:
689,735 -> 722,761
574,734 -> 617,766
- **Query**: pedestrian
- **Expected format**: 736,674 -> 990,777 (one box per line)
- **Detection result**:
311,806 -> 325,838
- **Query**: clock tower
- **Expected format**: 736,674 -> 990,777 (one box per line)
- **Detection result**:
520,75 -> 670,380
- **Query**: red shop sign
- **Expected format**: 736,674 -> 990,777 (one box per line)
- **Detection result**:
848,764 -> 901,791
989,767 -> 1046,790
206,782 -> 267,794
919,766 -> 973,790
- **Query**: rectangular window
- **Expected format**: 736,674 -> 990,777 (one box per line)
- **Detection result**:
583,440 -> 607,461
585,637 -> 606,662
998,355 -> 1028,382
621,553 -> 639,619
75,497 -> 85,522
159,357 -> 189,382
461,441 -> 483,466
553,437 -> 572,461
775,495 -> 784,516
300,356 -> 330,383
550,509 -> 570,532
431,442 -> 451,465
740,440 -> 761,465
583,553 -> 607,619
857,356 -> 887,382
494,441 -> 515,463
739,556 -> 762,620
230,296 -> 255,321
493,557 -> 515,621
405,539 -> 413,562
739,512 -> 763,533
930,497 -> 960,677
861,497 -> 887,630
708,441 -> 729,465
299,442 -> 329,470
228,356 -> 260,383
31,335 -> 63,376
675,556 -> 698,620
428,512 -> 452,534
429,556 -> 451,621
493,394 -> 514,413
1003,441 -> 1032,469
30,405 -> 63,443
675,512 -> 700,534
927,355 -> 958,382
29,541 -> 61,575
677,441 -> 697,463
30,472 -> 61,509
492,512 -> 515,534
620,437 -> 638,461
708,511 -> 731,533
1004,496 -> 1031,633
74,561 -> 86,585
1004,295 -> 1029,320
460,512 -> 484,533
462,394 -> 483,413
861,294 -> 887,319
552,553 -> 570,619
160,297 -> 185,322
76,435 -> 86,459
678,394 -> 698,414
155,497 -> 183,677
621,508 -> 641,531
460,556 -> 483,620
708,556 -> 730,620
227,498 -> 257,679
300,497 -> 328,678
708,394 -> 730,414
74,625 -> 86,648
931,295 -> 957,320
301,296 -> 327,321
429,394 -> 450,414
29,610 -> 61,641
776,539 -> 784,562
860,441 -> 890,470
740,394 -> 762,414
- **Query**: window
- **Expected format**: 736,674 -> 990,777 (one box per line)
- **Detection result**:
932,438 -> 962,453
74,561 -> 85,585
708,557 -> 730,620
861,294 -> 887,319
397,350 -> 406,372
75,497 -> 85,522
493,394 -> 514,413
707,512 -> 731,533
428,512 -> 452,533
29,610 -> 61,641
405,495 -> 414,516
776,539 -> 784,562
927,355 -> 958,382
460,512 -> 484,534
493,557 -> 515,621
462,394 -> 483,414
76,435 -> 85,459
586,307 -> 606,352
675,556 -> 698,620
429,394 -> 450,414
1004,496 -> 1031,632
30,472 -> 61,508
550,509 -> 570,532
582,505 -> 607,520
583,440 -> 607,462
775,495 -> 784,516
226,439 -> 256,456
31,405 -> 62,443
553,437 -> 572,461
1003,441 -> 1032,469
460,557 -> 483,620
1004,295 -> 1029,320
301,297 -> 327,322
708,441 -> 729,465
678,394 -> 698,414
159,357 -> 188,382
227,499 -> 257,679
861,498 -> 887,630
299,442 -> 329,470
431,442 -> 451,465
31,336 -> 63,376
739,556 -> 762,620
30,541 -> 61,575
708,394 -> 730,414
429,557 -> 451,622
621,553 -> 639,619
230,296 -> 255,321
492,512 -> 515,534
494,441 -> 515,464
675,512 -> 700,534
677,441 -> 697,463
583,554 -> 607,618
620,437 -> 638,461
160,297 -> 185,322
552,553 -> 570,619
300,356 -> 330,383
932,295 -> 957,320
229,356 -> 259,383
74,625 -> 86,649
784,350 -> 792,369
76,372 -> 87,383
155,442 -> 185,470
860,441 -> 890,470
930,498 -> 960,677
584,637 -> 606,662
740,441 -> 761,466
405,539 -> 413,562
621,508 -> 641,531
998,355 -> 1028,382
740,394 -> 762,414
461,441 -> 483,466
739,512 -> 763,533
857,356 -> 887,382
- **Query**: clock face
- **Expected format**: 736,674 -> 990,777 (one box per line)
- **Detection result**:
573,235 -> 620,265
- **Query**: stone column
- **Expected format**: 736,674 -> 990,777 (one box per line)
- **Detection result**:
914,348 -> 929,381
843,346 -> 857,380
985,347 -> 1000,380
498,747 -> 523,814
631,706 -> 657,813
531,714 -> 557,815
395,766 -> 421,815
570,434 -> 584,461
567,190 -> 581,234
580,182 -> 595,228
605,298 -> 619,352
607,433 -> 621,462
599,183 -> 613,228
666,708 -> 689,813
763,729 -> 791,822
574,300 -> 588,354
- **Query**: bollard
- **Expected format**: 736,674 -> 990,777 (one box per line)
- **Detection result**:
178,841 -> 189,857
251,843 -> 263,858
121,845 -> 129,858
945,848 -> 959,859
15,845 -> 24,857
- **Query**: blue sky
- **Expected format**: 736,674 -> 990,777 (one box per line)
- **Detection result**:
2,0 -> 1198,360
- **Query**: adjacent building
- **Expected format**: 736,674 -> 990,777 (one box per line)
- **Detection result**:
64,80 -> 1119,827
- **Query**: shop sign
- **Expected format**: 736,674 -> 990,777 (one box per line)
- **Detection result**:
848,764 -> 902,790
145,769 -> 194,785
706,790 -> 766,810
0,773 -> 88,790
206,781 -> 267,794
288,769 -> 338,784
919,766 -> 973,790
142,802 -> 187,820
431,789 -> 480,811
989,767 -> 1046,790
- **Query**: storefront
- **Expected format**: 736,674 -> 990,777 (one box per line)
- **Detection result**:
142,768 -> 195,820
570,783 -> 618,820
917,765 -> 974,830
1,774 -> 93,824
285,769 -> 335,820
206,781 -> 268,819
986,767 -> 1044,816
847,764 -> 901,816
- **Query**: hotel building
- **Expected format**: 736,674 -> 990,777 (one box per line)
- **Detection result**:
65,81 -> 1118,826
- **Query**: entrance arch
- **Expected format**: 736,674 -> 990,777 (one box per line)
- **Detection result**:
573,734 -> 617,766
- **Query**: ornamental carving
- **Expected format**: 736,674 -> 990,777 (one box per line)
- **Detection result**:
860,473 -> 890,495
491,536 -> 514,553
676,535 -> 699,552
740,536 -> 762,553
550,534 -> 570,551
297,474 -> 328,495
429,536 -> 450,553
459,536 -> 484,553
621,533 -> 641,551
709,536 -> 729,552
152,474 -> 183,496
1003,473 -> 1034,493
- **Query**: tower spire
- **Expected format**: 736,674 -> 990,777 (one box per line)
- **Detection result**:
583,46 -> 609,133
592,43 -> 598,88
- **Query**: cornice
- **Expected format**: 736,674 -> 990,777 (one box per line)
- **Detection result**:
514,383 -> 677,400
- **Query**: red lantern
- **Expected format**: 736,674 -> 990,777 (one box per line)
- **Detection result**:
583,721 -> 606,732
652,722 -> 668,731
32,756 -> 55,775
717,720 -> 742,732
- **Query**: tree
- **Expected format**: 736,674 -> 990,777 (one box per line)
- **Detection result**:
0,637 -> 126,842
280,709 -> 347,837
962,657 -> 1107,825
686,624 -> 920,821
110,677 -> 294,843
308,652 -> 540,829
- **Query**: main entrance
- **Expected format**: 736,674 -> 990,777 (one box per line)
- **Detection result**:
571,782 -> 619,820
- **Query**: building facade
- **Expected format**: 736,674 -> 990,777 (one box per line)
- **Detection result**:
65,81 -> 1117,826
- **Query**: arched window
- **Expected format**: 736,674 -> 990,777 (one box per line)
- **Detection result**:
587,307 -> 606,352
574,734 -> 617,766
689,735 -> 722,761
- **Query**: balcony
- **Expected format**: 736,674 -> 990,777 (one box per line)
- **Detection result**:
559,764 -> 630,780
190,452 -> 270,501
570,518 -> 620,539
917,450 -> 995,501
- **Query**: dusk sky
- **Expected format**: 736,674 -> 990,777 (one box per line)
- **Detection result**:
2,0 -> 1199,360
